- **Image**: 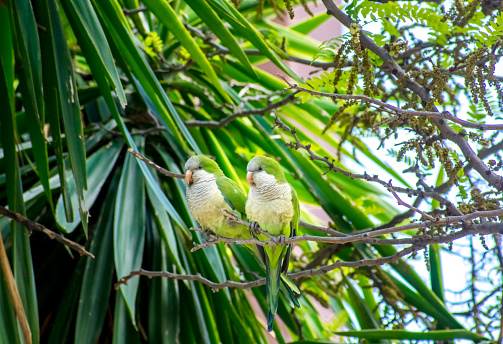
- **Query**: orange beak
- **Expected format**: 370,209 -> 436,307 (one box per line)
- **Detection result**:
246,171 -> 254,185
185,170 -> 193,185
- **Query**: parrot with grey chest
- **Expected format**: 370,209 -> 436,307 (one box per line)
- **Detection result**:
245,156 -> 300,332
185,155 -> 249,239
184,156 -> 300,320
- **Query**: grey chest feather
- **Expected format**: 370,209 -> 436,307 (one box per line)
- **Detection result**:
186,181 -> 228,229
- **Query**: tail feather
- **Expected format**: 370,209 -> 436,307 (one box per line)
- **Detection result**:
282,222 -> 296,273
281,244 -> 292,273
267,311 -> 275,332
265,252 -> 282,332
280,279 -> 300,309
281,272 -> 300,295
246,244 -> 299,296
244,244 -> 300,331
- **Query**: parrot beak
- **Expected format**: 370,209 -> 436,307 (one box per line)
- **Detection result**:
185,170 -> 194,185
246,171 -> 255,185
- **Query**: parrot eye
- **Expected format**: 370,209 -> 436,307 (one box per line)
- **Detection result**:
258,167 -> 263,171
198,166 -> 203,169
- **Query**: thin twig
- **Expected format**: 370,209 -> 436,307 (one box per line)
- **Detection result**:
385,182 -> 435,220
127,148 -> 185,179
115,269 -> 264,292
299,220 -> 349,237
0,206 -> 94,258
279,78 -> 503,131
375,112 -> 503,130
123,7 -> 148,15
367,198 -> 421,232
220,209 -> 277,240
184,92 -> 299,128
273,115 -> 427,197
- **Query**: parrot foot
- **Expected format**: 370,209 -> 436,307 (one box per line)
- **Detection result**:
201,228 -> 216,237
276,234 -> 287,245
248,221 -> 261,235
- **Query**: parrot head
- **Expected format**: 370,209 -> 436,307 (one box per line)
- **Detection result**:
184,155 -> 223,185
246,156 -> 287,187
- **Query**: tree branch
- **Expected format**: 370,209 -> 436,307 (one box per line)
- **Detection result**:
184,92 -> 299,128
273,115 -> 435,197
0,206 -> 94,258
368,200 -> 420,232
375,112 -> 503,131
115,244 -> 424,291
280,80 -> 503,131
123,7 -> 147,15
115,221 -> 503,291
127,148 -> 185,179
115,269 -> 265,292
320,0 -> 503,191
116,221 -> 503,291
188,208 -> 503,250
385,182 -> 435,220
299,220 -> 350,237
434,139 -> 503,194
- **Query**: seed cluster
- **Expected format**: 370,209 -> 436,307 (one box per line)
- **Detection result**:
458,188 -> 501,213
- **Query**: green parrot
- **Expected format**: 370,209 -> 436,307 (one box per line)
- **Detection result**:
184,155 -> 300,312
245,156 -> 300,332
185,155 -> 249,239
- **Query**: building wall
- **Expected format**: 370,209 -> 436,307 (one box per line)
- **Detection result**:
259,2 -> 342,80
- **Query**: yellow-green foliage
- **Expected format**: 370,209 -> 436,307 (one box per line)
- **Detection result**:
473,13 -> 503,48
312,35 -> 351,63
354,0 -> 501,47
358,1 -> 444,28
143,32 -> 163,59
357,0 -> 449,44
295,71 -> 338,103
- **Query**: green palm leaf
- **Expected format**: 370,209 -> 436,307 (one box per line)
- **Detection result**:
114,137 -> 146,327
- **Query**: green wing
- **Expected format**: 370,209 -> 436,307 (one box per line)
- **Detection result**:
281,184 -> 300,274
290,184 -> 300,235
216,176 -> 247,216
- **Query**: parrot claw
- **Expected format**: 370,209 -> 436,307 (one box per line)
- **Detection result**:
277,234 -> 286,245
201,228 -> 215,237
248,221 -> 261,235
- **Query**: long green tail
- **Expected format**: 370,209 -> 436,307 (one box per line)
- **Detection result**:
245,245 -> 300,311
265,251 -> 283,332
